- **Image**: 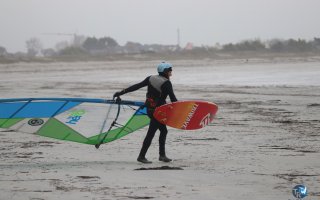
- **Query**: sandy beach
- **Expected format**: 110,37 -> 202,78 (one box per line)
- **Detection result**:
0,58 -> 320,200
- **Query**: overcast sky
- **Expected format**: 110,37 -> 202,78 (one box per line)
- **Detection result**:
1,0 -> 320,52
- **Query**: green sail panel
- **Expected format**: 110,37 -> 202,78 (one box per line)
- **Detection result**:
89,114 -> 150,143
37,118 -> 91,144
0,118 -> 24,128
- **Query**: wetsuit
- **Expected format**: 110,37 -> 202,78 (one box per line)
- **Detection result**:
118,74 -> 177,158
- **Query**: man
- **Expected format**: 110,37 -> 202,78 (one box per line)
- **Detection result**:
113,61 -> 178,164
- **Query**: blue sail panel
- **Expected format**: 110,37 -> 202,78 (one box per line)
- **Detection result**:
0,101 -> 81,118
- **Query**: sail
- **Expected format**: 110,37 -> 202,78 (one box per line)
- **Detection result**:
0,98 -> 150,145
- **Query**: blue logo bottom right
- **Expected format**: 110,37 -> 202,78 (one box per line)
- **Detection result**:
292,185 -> 308,199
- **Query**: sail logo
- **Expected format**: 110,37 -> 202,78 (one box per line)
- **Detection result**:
66,109 -> 86,125
28,118 -> 44,126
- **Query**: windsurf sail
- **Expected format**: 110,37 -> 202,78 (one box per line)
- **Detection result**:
0,98 -> 150,146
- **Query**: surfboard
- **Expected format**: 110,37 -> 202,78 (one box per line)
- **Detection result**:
153,100 -> 218,130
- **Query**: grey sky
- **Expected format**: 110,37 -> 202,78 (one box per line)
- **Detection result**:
1,0 -> 320,52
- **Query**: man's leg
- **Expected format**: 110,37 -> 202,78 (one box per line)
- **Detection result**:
159,123 -> 168,156
137,118 -> 159,163
159,124 -> 172,162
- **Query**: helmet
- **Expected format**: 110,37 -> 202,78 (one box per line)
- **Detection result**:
157,62 -> 173,73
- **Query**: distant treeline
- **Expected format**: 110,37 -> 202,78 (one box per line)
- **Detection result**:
1,36 -> 320,62
57,37 -> 320,56
219,38 -> 320,52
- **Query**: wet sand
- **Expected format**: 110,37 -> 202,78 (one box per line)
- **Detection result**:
0,59 -> 320,200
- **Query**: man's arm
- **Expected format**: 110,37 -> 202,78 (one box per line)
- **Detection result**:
113,76 -> 150,98
162,81 -> 178,102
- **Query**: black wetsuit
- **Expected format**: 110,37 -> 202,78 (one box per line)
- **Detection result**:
120,75 -> 177,158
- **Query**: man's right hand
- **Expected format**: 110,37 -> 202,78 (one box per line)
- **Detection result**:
113,91 -> 121,100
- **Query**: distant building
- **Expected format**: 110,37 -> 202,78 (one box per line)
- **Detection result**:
184,42 -> 194,50
0,46 -> 7,56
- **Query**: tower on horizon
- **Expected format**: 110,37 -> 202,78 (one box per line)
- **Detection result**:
177,28 -> 181,49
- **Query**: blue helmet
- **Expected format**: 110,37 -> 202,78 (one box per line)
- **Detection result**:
157,62 -> 173,73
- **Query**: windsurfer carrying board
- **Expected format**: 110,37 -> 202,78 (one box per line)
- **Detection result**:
113,61 -> 178,164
